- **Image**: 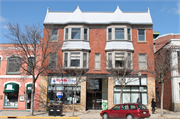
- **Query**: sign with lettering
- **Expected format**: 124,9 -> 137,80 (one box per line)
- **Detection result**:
51,78 -> 76,85
6,85 -> 13,90
56,92 -> 63,100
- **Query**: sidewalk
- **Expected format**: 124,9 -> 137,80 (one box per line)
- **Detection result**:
0,108 -> 180,119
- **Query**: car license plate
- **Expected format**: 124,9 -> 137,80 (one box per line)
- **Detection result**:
143,112 -> 146,114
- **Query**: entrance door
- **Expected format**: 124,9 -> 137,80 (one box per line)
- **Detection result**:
26,93 -> 31,110
86,92 -> 102,110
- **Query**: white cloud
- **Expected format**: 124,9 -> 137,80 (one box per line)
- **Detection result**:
0,16 -> 7,22
174,2 -> 180,15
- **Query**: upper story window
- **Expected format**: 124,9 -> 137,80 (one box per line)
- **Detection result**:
49,53 -> 57,69
139,54 -> 147,70
115,28 -> 124,40
63,51 -> 88,68
64,27 -> 89,41
27,57 -> 35,75
50,29 -> 58,41
107,27 -> 131,41
138,29 -> 145,42
95,53 -> 101,69
107,51 -> 132,69
7,57 -> 21,74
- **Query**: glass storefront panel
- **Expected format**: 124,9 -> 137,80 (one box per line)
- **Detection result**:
123,93 -> 130,103
4,92 -> 18,107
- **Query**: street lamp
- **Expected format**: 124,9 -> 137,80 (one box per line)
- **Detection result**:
138,71 -> 142,103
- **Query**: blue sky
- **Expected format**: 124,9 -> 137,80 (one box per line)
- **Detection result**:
0,0 -> 180,43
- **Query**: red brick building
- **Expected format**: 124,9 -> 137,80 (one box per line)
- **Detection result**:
154,33 -> 180,111
39,6 -> 155,111
0,44 -> 41,111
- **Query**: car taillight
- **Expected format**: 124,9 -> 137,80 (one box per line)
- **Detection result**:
138,109 -> 140,113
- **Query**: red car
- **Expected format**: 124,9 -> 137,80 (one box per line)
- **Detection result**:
100,103 -> 151,119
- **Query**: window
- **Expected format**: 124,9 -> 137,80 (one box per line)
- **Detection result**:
115,53 -> 124,68
115,28 -> 124,39
108,53 -> 112,68
95,53 -> 100,69
65,28 -> 68,40
7,57 -> 21,74
127,28 -> 131,41
178,52 -> 180,73
138,29 -> 145,41
27,57 -> 35,75
111,105 -> 120,110
108,28 -> 112,41
50,29 -> 58,41
47,85 -> 81,104
139,54 -> 147,70
121,105 -> 129,110
4,92 -> 18,107
84,28 -> 88,41
83,53 -> 87,68
114,86 -> 148,105
49,53 -> 57,69
128,53 -> 132,68
64,53 -> 68,67
70,53 -> 80,67
65,27 -> 88,41
71,28 -> 81,39
129,105 -> 137,110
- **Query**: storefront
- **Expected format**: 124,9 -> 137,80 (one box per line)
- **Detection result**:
26,84 -> 32,110
4,83 -> 19,108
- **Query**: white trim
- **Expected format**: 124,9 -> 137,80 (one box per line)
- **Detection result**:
0,55 -> 3,60
6,55 -> 22,60
27,55 -> 35,58
25,82 -> 37,88
3,81 -> 21,87
0,75 -> 33,79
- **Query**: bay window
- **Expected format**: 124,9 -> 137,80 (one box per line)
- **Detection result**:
107,27 -> 131,41
64,27 -> 89,41
63,51 -> 89,68
106,51 -> 132,69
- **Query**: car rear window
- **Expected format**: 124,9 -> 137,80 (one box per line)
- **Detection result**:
129,105 -> 137,110
137,104 -> 148,110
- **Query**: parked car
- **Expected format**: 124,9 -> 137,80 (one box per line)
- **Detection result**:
100,103 -> 151,119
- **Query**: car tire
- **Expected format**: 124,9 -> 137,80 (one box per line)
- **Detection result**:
103,113 -> 109,119
126,114 -> 134,119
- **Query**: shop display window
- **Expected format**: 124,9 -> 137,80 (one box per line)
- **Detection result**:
47,86 -> 81,104
4,92 -> 18,107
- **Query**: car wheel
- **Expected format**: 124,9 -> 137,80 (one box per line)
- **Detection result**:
103,113 -> 109,119
126,114 -> 133,119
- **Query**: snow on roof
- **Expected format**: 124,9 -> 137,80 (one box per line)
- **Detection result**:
44,6 -> 153,25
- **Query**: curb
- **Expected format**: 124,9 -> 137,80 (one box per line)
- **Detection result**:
0,116 -> 80,119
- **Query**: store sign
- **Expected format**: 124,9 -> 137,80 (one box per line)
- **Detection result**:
6,85 -> 14,90
28,87 -> 32,90
19,95 -> 25,102
51,78 -> 76,84
56,92 -> 63,100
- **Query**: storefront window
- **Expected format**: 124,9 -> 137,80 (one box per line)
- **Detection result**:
114,86 -> 147,105
47,86 -> 81,104
4,83 -> 19,107
4,92 -> 18,107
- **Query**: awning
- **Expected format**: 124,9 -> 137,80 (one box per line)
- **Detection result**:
26,84 -> 32,93
4,83 -> 19,93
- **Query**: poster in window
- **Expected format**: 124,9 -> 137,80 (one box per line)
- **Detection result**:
19,95 -> 25,102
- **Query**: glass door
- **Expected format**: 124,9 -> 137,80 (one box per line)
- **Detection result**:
26,93 -> 31,110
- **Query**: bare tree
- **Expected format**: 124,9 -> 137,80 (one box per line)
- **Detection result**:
5,22 -> 63,115
154,45 -> 178,116
104,52 -> 139,104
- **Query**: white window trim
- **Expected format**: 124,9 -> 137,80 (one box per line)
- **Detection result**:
0,55 -> 3,60
63,51 -> 89,68
94,53 -> 101,69
25,82 -> 37,88
138,29 -> 146,42
138,53 -> 147,70
106,51 -> 133,69
3,81 -> 21,87
107,25 -> 132,41
127,28 -> 132,41
64,26 -> 89,41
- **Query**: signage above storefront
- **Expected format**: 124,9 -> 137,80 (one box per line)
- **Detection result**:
51,78 -> 76,85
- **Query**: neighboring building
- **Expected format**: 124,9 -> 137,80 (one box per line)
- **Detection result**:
40,6 -> 155,111
154,33 -> 180,111
0,44 -> 40,111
